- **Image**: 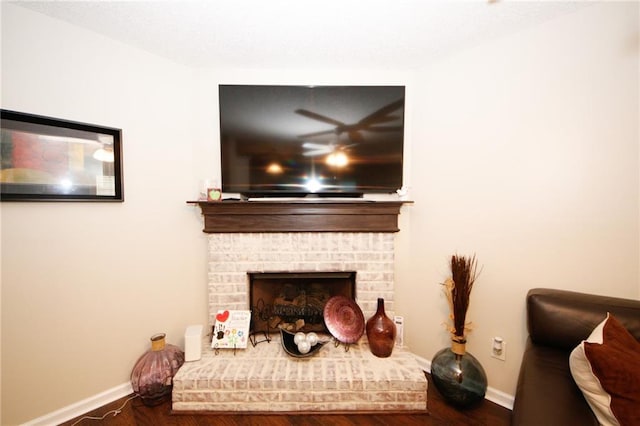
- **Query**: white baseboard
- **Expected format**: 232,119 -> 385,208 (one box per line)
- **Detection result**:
22,382 -> 133,426
485,387 -> 515,411
413,354 -> 514,411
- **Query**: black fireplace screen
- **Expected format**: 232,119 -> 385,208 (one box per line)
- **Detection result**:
248,271 -> 356,334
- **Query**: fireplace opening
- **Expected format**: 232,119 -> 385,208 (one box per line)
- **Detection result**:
249,271 -> 356,334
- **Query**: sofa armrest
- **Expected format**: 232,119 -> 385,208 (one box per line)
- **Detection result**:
527,288 -> 640,351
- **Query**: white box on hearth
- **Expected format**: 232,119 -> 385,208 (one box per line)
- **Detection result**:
184,324 -> 203,362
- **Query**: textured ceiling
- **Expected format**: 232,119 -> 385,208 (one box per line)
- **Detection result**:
12,0 -> 590,69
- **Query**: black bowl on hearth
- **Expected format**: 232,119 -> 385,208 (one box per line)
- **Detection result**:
280,328 -> 327,358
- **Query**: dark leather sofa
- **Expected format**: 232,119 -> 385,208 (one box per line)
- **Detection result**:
511,288 -> 640,426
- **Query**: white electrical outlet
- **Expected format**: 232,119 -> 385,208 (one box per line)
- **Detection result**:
394,316 -> 404,347
491,336 -> 506,361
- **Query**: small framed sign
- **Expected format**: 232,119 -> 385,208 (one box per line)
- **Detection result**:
212,310 -> 251,349
0,109 -> 123,201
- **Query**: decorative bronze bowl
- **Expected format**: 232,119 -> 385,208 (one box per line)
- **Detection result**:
323,295 -> 365,344
280,328 -> 327,358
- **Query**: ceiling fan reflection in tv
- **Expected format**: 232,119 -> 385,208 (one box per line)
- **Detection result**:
297,99 -> 403,165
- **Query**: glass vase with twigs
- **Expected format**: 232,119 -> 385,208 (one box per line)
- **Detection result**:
431,255 -> 487,409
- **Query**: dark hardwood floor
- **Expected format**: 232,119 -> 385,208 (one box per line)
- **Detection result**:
62,374 -> 511,426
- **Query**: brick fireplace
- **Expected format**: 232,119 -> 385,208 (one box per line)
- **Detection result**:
172,201 -> 426,413
206,232 -> 396,326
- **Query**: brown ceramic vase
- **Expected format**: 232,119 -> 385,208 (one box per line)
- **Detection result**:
365,298 -> 397,358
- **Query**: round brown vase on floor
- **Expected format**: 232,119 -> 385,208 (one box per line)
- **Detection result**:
131,333 -> 185,406
366,298 -> 397,357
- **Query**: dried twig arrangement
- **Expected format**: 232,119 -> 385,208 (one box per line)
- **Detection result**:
443,254 -> 480,340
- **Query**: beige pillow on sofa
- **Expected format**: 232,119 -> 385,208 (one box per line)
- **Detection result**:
569,313 -> 640,426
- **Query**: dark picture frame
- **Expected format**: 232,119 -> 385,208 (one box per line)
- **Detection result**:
1,109 -> 123,201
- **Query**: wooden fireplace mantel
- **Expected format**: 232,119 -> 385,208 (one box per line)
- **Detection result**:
187,200 -> 412,233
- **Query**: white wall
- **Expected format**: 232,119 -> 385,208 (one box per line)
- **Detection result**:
1,4 -> 208,424
1,1 -> 638,424
396,0 -> 639,398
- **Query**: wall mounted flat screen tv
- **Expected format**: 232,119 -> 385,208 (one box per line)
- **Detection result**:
219,85 -> 405,198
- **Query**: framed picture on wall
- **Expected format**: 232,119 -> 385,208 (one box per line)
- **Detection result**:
0,109 -> 123,201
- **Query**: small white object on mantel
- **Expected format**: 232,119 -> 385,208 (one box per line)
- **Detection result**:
396,186 -> 410,201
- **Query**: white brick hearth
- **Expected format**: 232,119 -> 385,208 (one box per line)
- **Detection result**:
173,335 -> 427,412
172,231 -> 427,413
